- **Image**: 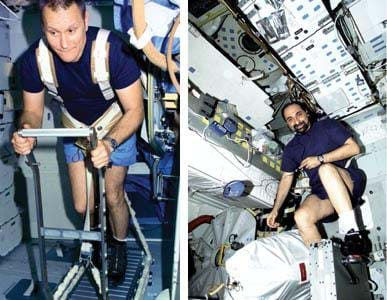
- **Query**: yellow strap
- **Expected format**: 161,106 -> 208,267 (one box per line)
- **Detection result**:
245,207 -> 258,217
208,283 -> 225,296
217,244 -> 230,267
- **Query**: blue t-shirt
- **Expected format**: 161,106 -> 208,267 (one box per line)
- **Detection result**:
20,26 -> 140,125
281,118 -> 352,188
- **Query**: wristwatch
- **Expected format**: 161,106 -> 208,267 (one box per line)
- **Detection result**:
103,136 -> 119,152
317,155 -> 325,164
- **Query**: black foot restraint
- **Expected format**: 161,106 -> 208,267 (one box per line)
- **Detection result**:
108,239 -> 128,286
340,229 -> 372,258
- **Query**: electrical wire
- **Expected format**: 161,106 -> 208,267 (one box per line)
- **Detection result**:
235,144 -> 251,168
209,13 -> 231,39
188,106 -> 205,119
190,186 -> 224,197
264,180 -> 277,197
225,135 -> 252,168
236,54 -> 256,72
225,134 -> 248,145
242,70 -> 266,81
334,14 -> 366,72
367,60 -> 387,72
189,126 -> 222,148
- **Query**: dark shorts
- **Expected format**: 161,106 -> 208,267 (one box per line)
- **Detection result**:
63,134 -> 137,167
311,167 -> 366,206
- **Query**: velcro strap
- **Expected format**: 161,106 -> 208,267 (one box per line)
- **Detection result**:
99,80 -> 115,100
127,24 -> 153,50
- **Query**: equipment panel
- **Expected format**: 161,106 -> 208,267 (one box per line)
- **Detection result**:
240,0 -> 331,55
0,21 -> 10,57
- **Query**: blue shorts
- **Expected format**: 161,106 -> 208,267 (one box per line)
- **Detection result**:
63,134 -> 137,166
312,167 -> 366,206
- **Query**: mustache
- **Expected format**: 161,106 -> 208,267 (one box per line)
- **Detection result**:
294,122 -> 306,128
293,122 -> 308,133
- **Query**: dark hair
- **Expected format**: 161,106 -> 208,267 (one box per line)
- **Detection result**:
281,101 -> 311,121
39,0 -> 85,16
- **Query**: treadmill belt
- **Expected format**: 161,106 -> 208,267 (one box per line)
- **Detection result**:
70,245 -> 144,299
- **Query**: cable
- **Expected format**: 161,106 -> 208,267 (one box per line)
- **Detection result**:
236,54 -> 256,72
188,106 -> 205,119
189,126 -> 222,148
264,180 -> 277,197
201,123 -> 211,140
225,135 -> 248,145
242,70 -> 266,81
189,215 -> 215,233
167,14 -> 180,93
209,13 -> 231,38
0,16 -> 19,21
334,13 -> 366,72
234,144 -> 251,168
225,135 -> 252,168
190,186 -> 224,197
367,60 -> 387,72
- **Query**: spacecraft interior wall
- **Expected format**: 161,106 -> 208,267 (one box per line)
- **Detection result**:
189,25 -> 273,129
188,129 -> 278,208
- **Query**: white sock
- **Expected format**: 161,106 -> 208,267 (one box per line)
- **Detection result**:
338,210 -> 359,234
113,235 -> 127,243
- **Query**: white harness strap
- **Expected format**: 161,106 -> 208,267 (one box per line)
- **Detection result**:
36,39 -> 64,102
61,101 -> 122,140
92,29 -> 114,100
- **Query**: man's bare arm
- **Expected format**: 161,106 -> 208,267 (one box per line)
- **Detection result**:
18,90 -> 45,128
272,171 -> 294,211
299,137 -> 360,169
91,79 -> 144,168
322,137 -> 360,163
267,171 -> 294,228
106,79 -> 144,144
11,90 -> 45,155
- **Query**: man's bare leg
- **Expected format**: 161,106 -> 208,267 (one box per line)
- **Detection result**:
68,162 -> 129,238
104,165 -> 129,285
318,163 -> 354,214
104,165 -> 129,240
294,194 -> 335,246
68,161 -> 95,223
318,163 -> 372,256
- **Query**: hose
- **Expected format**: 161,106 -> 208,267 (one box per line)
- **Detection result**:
167,14 -> 180,93
189,215 -> 214,232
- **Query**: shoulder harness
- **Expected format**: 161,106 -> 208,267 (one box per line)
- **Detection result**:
35,28 -> 114,102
